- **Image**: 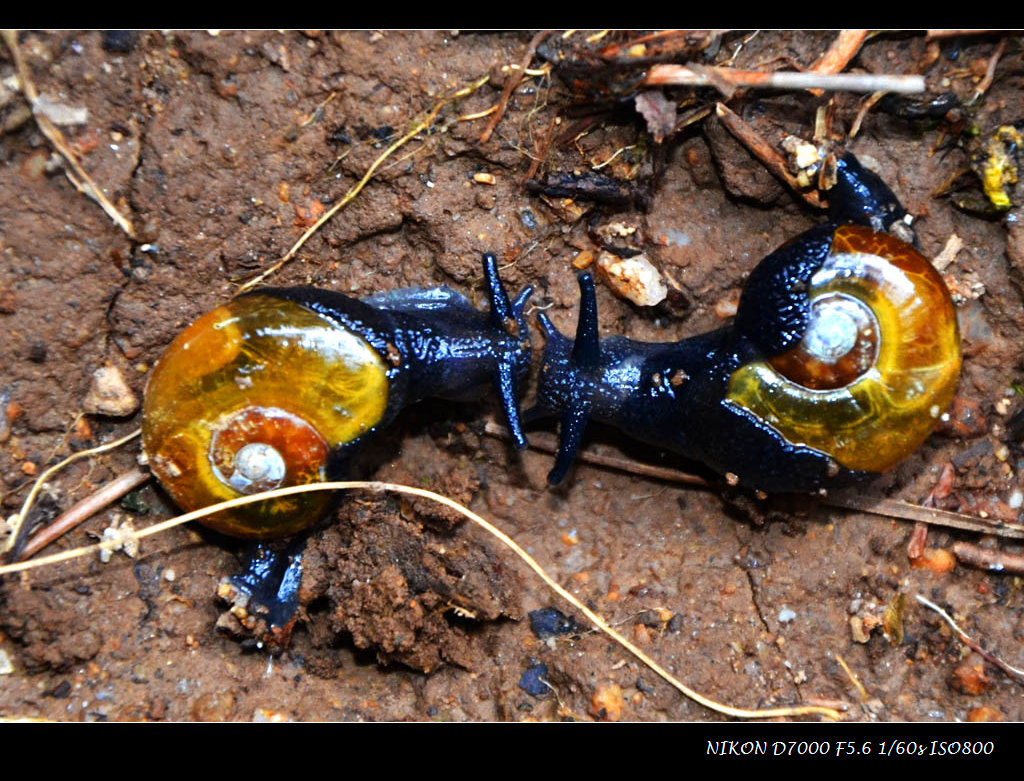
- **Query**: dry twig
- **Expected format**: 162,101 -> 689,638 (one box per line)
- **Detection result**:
829,493 -> 1024,541
810,30 -> 871,77
915,595 -> 1024,683
973,37 -> 1007,99
2,30 -> 136,239
952,541 -> 1024,575
486,421 -> 1023,539
644,64 -> 924,96
714,102 -> 824,208
479,30 -> 551,144
4,428 -> 141,556
484,421 -> 711,487
19,467 -> 150,560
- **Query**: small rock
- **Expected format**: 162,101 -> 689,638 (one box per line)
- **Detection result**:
910,547 -> 956,575
253,708 -> 290,722
950,653 -> 991,695
966,705 -> 1003,722
528,607 -> 578,639
102,30 -> 136,53
596,251 -> 667,307
34,95 -> 88,126
518,661 -> 550,697
590,683 -> 624,721
83,366 -> 138,417
191,690 -> 236,721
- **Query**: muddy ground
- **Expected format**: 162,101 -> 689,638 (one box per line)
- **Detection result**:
0,30 -> 1022,722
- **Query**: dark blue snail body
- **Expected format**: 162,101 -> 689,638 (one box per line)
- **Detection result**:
537,155 -> 962,491
143,255 -> 532,539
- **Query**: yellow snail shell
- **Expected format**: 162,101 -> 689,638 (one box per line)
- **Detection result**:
142,294 -> 389,539
725,225 -> 962,473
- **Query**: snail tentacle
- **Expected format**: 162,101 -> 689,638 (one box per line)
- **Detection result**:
143,254 -> 533,540
534,153 -> 962,492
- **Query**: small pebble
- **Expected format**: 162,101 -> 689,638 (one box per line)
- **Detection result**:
950,654 -> 991,695
83,366 -> 138,417
528,607 -> 577,638
590,684 -> 624,722
596,251 -> 667,307
518,662 -> 550,697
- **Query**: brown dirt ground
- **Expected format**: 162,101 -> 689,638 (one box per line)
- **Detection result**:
0,30 -> 1022,722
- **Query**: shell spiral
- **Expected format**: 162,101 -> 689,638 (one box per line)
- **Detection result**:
142,294 -> 390,538
726,225 -> 962,473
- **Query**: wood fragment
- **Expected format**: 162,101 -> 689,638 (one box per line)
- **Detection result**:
952,541 -> 1024,575
644,64 -> 924,95
714,102 -> 823,208
810,30 -> 870,76
19,468 -> 150,560
479,30 -> 550,144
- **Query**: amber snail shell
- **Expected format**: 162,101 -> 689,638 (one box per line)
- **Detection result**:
142,255 -> 533,539
535,154 -> 963,492
726,225 -> 962,474
142,294 -> 390,539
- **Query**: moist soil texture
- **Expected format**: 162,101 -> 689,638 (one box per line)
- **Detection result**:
0,30 -> 1022,722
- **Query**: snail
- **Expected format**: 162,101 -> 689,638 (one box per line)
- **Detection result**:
142,254 -> 533,539
535,154 -> 962,491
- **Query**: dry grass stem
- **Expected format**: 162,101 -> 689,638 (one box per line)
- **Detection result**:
4,428 -> 141,556
237,75 -> 490,293
915,595 -> 1024,682
835,653 -> 869,701
2,30 -> 136,239
0,481 -> 842,720
20,467 -> 150,560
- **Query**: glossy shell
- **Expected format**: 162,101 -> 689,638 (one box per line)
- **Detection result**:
143,294 -> 389,538
726,225 -> 961,473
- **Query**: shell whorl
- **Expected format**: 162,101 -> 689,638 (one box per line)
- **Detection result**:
726,225 -> 961,473
142,294 -> 389,538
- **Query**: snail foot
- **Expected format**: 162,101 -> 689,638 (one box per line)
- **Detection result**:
215,540 -> 305,652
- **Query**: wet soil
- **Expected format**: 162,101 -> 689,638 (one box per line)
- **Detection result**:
1,30 -> 1022,722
